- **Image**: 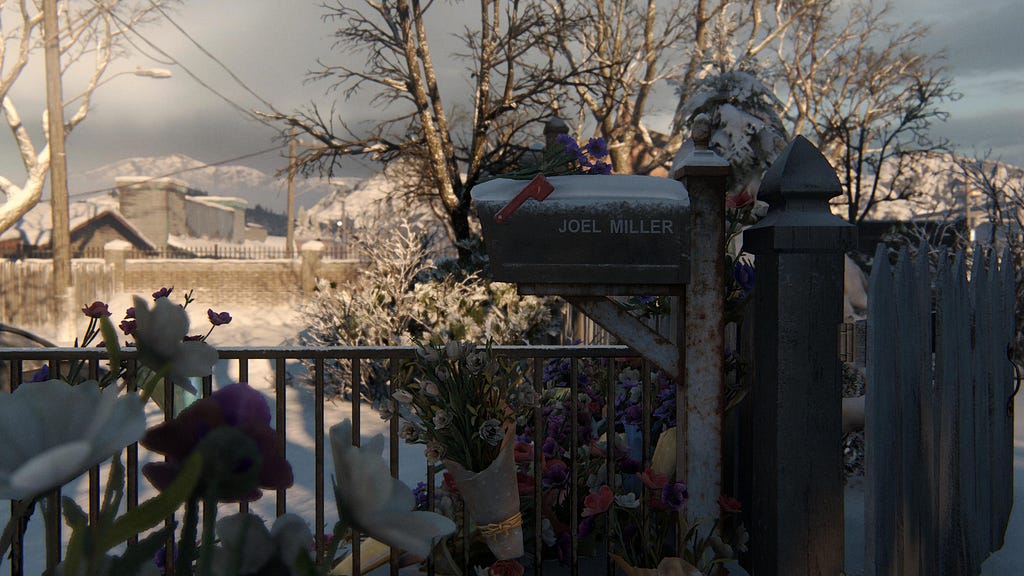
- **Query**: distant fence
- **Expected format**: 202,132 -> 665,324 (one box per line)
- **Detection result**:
3,243 -> 352,261
0,260 -> 114,328
0,243 -> 362,327
865,243 -> 1017,575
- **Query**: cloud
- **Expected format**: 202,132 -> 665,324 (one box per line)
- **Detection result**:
934,107 -> 1024,167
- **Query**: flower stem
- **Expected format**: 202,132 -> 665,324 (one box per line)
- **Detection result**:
0,498 -> 36,565
196,494 -> 218,576
139,364 -> 172,403
175,495 -> 200,576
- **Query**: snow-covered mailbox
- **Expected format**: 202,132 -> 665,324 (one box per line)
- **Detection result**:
471,174 -> 690,295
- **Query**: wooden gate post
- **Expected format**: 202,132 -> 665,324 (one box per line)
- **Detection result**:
743,136 -> 855,575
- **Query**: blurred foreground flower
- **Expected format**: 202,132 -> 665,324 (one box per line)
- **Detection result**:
0,380 -> 145,500
132,296 -> 217,389
141,383 -> 293,502
330,419 -> 455,557
211,513 -> 312,576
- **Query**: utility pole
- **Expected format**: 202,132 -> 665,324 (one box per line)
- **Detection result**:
43,0 -> 73,338
286,127 -> 297,258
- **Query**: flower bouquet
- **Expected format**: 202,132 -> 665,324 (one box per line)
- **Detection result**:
394,340 -> 532,560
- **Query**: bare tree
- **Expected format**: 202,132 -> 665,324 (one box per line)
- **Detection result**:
0,0 -> 176,234
263,0 -> 579,254
556,0 -> 819,176
771,0 -> 958,223
955,154 -> 1024,356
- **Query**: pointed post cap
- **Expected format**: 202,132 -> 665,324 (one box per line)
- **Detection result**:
757,135 -> 842,208
744,135 -> 855,254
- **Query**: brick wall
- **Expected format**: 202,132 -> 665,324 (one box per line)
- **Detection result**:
1,257 -> 360,329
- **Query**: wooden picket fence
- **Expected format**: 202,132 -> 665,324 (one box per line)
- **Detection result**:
865,243 -> 1017,575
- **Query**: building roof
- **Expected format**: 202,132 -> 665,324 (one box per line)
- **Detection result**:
0,195 -> 157,250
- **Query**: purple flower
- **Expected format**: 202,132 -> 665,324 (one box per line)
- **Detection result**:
81,301 -> 111,318
577,515 -> 596,539
119,319 -> 137,337
585,137 -> 609,159
587,160 -> 612,175
733,261 -> 755,296
542,459 -> 569,489
661,481 -> 689,512
125,307 -> 136,319
29,364 -> 50,383
152,287 -> 174,300
141,383 -> 293,502
412,481 -> 430,511
207,308 -> 232,326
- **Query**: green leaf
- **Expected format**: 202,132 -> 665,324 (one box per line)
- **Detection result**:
61,496 -> 89,576
62,496 -> 88,531
108,525 -> 175,576
100,456 -> 125,527
99,316 -> 121,379
101,452 -> 202,551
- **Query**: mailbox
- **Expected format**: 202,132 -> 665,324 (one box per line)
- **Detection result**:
472,174 -> 690,295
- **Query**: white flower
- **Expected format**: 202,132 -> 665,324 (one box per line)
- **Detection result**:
615,493 -> 640,509
0,380 -> 145,500
212,513 -> 312,575
432,409 -> 452,430
330,419 -> 455,557
423,381 -> 440,397
132,296 -> 217,389
392,389 -> 414,404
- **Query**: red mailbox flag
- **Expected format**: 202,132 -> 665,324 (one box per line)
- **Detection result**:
494,174 -> 554,224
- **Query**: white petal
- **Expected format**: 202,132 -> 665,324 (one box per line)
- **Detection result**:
6,442 -> 91,499
356,510 -> 455,558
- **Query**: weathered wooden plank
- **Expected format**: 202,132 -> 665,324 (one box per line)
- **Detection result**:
999,248 -> 1015,541
934,249 -> 966,574
991,247 -> 1015,541
895,247 -> 924,574
971,246 -> 993,562
912,245 -> 940,575
954,250 -> 979,571
985,248 -> 1006,551
866,244 -> 899,576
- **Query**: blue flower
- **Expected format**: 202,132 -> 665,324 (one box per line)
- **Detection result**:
585,137 -> 609,158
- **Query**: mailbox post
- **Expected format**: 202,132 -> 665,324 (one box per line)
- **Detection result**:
472,153 -> 722,520
672,115 -> 732,523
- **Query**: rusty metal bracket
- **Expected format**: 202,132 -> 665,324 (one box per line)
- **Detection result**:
563,295 -> 680,381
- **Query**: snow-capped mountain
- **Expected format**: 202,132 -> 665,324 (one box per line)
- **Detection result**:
72,154 -> 360,213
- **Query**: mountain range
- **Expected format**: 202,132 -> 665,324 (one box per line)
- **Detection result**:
71,154 -> 361,213
67,152 -> 1023,232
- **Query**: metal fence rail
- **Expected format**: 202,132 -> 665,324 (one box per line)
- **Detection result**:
0,344 -> 659,576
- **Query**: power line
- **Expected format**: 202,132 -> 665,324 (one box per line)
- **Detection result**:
146,0 -> 279,113
90,0 -> 282,131
65,144 -> 287,199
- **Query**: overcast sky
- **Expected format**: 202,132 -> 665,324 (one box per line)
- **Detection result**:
2,0 -> 1022,196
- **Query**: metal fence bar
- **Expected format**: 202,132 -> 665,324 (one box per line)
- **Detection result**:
0,344 -> 645,575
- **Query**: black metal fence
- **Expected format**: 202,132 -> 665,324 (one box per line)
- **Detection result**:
0,344 -> 670,576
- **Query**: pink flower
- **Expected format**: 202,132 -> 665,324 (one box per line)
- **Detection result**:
491,559 -> 524,576
718,494 -> 742,514
640,467 -> 669,490
582,484 -> 614,517
726,189 -> 754,209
